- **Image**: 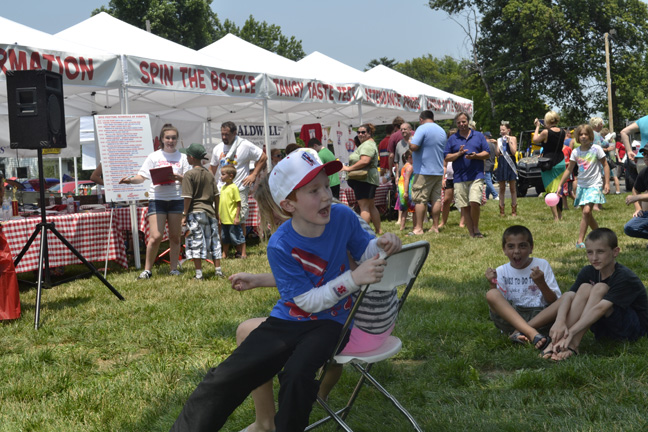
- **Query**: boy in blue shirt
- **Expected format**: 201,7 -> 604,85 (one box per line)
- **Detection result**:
171,149 -> 401,431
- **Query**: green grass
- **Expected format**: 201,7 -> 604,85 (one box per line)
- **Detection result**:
3,194 -> 648,431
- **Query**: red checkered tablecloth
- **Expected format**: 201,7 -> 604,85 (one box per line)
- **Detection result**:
246,196 -> 260,228
375,183 -> 390,208
1,211 -> 128,273
113,206 -> 154,241
112,200 -> 260,243
340,183 -> 391,211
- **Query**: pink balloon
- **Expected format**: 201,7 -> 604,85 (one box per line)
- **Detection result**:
545,193 -> 560,206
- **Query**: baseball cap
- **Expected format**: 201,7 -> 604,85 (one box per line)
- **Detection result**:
180,143 -> 208,160
269,149 -> 342,206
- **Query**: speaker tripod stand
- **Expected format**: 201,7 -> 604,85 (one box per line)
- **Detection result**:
13,150 -> 124,329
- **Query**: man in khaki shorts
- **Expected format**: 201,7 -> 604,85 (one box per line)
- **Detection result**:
444,112 -> 491,238
409,110 -> 447,235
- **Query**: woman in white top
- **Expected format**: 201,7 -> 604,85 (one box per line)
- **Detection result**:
120,124 -> 191,279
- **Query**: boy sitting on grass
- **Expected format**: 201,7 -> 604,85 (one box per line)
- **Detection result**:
180,143 -> 222,279
541,228 -> 648,361
485,225 -> 561,350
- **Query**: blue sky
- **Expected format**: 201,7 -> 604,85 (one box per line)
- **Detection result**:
2,0 -> 467,70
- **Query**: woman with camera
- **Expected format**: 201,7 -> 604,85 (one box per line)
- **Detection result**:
533,111 -> 566,220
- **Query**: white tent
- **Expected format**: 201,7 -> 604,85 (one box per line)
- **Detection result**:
55,14 -> 474,129
363,65 -> 473,120
0,16 -> 121,160
199,33 -> 298,76
55,13 -> 268,124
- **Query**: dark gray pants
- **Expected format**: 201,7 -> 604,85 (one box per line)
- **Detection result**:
171,317 -> 343,432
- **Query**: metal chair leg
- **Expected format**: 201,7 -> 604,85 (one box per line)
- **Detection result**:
305,396 -> 354,432
351,363 -> 423,432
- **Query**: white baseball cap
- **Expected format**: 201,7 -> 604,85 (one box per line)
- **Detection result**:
269,149 -> 342,206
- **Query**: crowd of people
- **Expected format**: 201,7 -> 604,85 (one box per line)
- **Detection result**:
109,112 -> 648,431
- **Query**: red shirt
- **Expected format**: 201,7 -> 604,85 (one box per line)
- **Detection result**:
616,141 -> 626,159
378,136 -> 391,170
562,145 -> 572,164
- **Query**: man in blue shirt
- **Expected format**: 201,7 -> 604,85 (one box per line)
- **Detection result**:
444,112 -> 490,238
409,110 -> 447,235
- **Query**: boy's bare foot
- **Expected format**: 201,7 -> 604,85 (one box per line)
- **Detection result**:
427,227 -> 439,234
239,423 -> 275,432
554,346 -> 579,361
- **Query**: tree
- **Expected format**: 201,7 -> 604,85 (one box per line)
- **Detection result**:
219,15 -> 305,61
365,57 -> 398,71
427,0 -> 648,132
394,55 -> 493,130
93,1 -> 306,60
94,0 -> 221,50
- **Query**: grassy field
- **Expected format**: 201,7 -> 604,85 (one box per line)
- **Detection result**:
2,193 -> 648,432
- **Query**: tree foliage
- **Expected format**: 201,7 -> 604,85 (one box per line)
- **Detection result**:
365,57 -> 398,71
219,15 -> 305,61
394,55 -> 492,130
428,0 -> 648,132
93,0 -> 221,50
93,1 -> 305,60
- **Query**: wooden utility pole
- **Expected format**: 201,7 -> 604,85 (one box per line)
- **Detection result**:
604,32 -> 614,131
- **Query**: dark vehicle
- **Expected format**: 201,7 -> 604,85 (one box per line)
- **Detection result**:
625,158 -> 637,191
516,155 -> 546,197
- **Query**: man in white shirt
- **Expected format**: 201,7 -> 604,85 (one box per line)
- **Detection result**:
210,121 -> 267,258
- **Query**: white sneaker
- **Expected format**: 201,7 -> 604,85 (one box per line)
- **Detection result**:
215,269 -> 224,278
169,269 -> 181,276
137,270 -> 152,280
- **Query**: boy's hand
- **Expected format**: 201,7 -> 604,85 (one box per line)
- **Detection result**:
485,267 -> 497,286
376,233 -> 402,256
530,266 -> 545,283
229,273 -> 259,291
234,217 -> 240,225
549,321 -> 569,344
351,254 -> 387,286
603,183 -> 610,194
552,332 -> 573,354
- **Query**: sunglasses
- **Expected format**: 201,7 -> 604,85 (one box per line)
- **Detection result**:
357,131 -> 367,135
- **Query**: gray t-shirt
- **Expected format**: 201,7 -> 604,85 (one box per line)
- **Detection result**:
394,139 -> 410,174
484,141 -> 497,172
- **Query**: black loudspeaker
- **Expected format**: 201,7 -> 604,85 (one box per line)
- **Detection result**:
6,70 -> 66,149
16,167 -> 29,178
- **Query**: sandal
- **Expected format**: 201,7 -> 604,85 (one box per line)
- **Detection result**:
508,331 -> 528,345
532,334 -> 551,351
561,347 -> 579,360
576,242 -> 586,249
540,349 -> 554,359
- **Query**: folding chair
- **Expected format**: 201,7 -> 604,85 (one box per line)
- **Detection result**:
306,240 -> 430,432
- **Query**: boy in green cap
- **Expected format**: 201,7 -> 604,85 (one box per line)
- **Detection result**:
180,143 -> 223,279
